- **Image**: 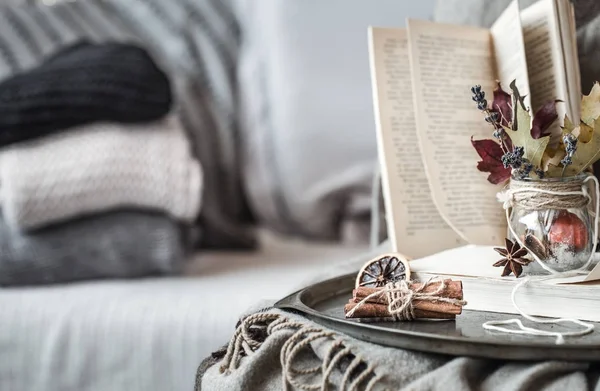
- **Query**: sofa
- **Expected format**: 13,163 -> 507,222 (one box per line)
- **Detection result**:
0,1 -> 434,390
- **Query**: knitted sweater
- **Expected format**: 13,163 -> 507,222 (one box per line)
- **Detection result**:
0,115 -> 203,231
0,0 -> 254,249
0,211 -> 185,287
0,41 -> 172,146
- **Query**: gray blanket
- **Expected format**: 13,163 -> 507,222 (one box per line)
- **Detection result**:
197,306 -> 600,391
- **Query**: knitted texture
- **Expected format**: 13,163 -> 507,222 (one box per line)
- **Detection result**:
0,211 -> 185,287
0,41 -> 172,146
0,115 -> 203,231
0,0 -> 255,249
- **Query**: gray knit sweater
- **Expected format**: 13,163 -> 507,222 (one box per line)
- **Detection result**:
0,211 -> 185,286
0,0 -> 254,249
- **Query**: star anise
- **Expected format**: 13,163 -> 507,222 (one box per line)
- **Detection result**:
493,238 -> 532,278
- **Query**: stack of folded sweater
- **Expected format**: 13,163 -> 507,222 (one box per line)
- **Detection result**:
0,42 -> 203,286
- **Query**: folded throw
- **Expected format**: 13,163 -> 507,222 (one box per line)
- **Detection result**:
0,115 -> 203,231
0,211 -> 185,287
198,307 -> 600,391
0,41 -> 172,146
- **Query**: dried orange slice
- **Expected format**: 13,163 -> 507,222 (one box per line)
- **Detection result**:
355,253 -> 411,288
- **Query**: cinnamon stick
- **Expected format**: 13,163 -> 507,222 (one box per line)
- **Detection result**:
345,279 -> 465,320
348,297 -> 462,316
354,280 -> 463,303
346,295 -> 462,316
344,303 -> 455,320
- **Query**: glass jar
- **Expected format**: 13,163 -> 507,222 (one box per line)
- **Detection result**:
507,174 -> 594,274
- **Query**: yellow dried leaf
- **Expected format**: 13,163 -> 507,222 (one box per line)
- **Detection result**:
563,119 -> 600,176
504,94 -> 549,169
580,82 -> 600,126
542,149 -> 564,171
576,122 -> 593,143
563,114 -> 576,133
546,163 -> 564,177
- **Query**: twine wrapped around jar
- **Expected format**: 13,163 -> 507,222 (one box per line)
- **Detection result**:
508,176 -> 589,210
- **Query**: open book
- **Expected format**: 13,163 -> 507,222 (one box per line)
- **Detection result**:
410,245 -> 600,321
369,0 -> 580,259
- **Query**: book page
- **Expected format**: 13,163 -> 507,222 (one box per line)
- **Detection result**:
569,2 -> 581,102
368,27 -> 465,258
410,245 -> 512,279
406,19 -> 506,246
520,0 -> 573,122
558,0 -> 581,121
490,0 -> 530,107
410,245 -> 600,284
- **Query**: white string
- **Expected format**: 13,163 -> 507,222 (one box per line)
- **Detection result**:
482,277 -> 594,344
483,175 -> 599,344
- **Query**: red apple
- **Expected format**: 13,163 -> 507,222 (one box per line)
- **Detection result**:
548,211 -> 589,251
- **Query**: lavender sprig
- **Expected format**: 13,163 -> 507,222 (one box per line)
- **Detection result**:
501,146 -> 524,170
502,147 -> 534,179
471,85 -> 546,179
471,85 -> 507,150
560,133 -> 578,177
561,133 -> 577,167
535,168 -> 545,179
471,85 -> 487,111
510,159 -> 534,180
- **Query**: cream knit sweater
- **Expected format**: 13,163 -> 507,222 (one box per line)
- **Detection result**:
0,115 -> 202,231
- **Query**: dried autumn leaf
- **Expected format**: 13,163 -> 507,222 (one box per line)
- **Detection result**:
542,114 -> 575,175
471,137 -> 511,184
506,124 -> 550,172
491,81 -> 512,127
577,121 -> 593,143
581,82 -> 600,126
542,149 -> 565,171
505,81 -> 550,170
561,118 -> 600,176
541,116 -> 572,174
563,114 -> 576,134
546,163 -> 564,178
531,100 -> 561,139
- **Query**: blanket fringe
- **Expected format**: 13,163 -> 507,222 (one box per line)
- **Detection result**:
219,313 -> 382,390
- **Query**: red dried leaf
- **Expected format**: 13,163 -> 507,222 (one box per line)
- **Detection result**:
491,82 -> 512,127
531,100 -> 561,139
471,137 -> 511,184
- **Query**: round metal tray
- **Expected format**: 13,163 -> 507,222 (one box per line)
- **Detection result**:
275,273 -> 600,361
